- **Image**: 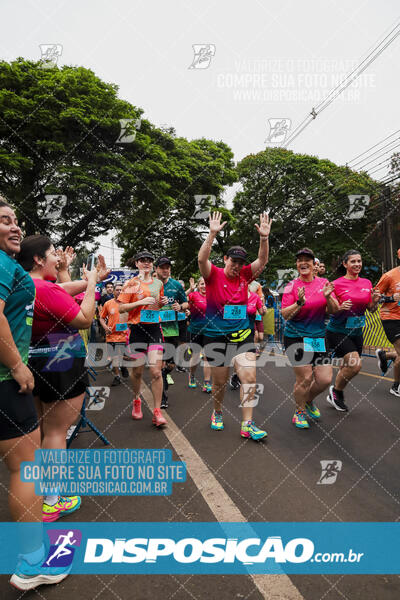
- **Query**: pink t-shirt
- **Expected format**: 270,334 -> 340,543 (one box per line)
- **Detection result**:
282,277 -> 329,338
247,292 -> 263,317
31,279 -> 81,341
204,263 -> 253,335
188,291 -> 207,333
327,276 -> 372,334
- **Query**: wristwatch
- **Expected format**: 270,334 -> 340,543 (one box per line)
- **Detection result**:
296,300 -> 304,306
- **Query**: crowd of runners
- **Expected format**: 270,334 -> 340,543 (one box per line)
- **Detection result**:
1,197 -> 400,589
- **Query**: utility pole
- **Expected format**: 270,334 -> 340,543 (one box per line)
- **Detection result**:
382,186 -> 394,272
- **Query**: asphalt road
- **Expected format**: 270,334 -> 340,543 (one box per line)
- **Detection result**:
0,349 -> 399,599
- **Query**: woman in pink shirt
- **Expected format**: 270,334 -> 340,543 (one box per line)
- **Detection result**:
18,235 -> 108,522
326,250 -> 380,412
281,248 -> 336,429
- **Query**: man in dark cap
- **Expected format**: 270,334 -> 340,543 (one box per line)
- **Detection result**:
155,256 -> 188,408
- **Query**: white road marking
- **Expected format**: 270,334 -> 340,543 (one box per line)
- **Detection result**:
142,383 -> 304,600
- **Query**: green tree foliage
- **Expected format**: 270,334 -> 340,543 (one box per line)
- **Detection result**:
0,59 -> 204,249
230,148 -> 381,281
116,135 -> 237,279
0,59 -> 237,281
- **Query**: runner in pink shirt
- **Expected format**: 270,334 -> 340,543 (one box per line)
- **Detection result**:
187,277 -> 212,392
281,248 -> 336,429
198,211 -> 272,441
326,250 -> 380,412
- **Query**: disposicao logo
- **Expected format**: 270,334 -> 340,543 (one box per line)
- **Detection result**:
42,529 -> 82,567
83,536 -> 314,564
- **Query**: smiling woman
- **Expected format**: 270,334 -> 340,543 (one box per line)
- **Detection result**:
281,247 -> 337,429
0,198 -> 60,588
17,235 -> 109,525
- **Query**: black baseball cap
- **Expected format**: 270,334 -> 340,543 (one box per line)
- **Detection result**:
295,248 -> 315,260
226,246 -> 247,261
134,249 -> 154,262
155,256 -> 171,267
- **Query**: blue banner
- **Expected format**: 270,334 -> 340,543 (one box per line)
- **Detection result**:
21,449 -> 186,496
0,523 -> 398,574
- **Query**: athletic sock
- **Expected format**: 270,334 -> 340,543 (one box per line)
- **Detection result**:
44,495 -> 59,506
333,388 -> 344,398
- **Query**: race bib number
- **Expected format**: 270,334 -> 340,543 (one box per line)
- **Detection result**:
345,316 -> 366,329
304,337 -> 326,352
140,310 -> 159,323
160,310 -> 176,322
177,312 -> 186,321
223,305 -> 246,320
115,323 -> 128,331
255,314 -> 262,321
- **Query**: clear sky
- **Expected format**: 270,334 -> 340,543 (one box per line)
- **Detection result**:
2,0 -> 399,265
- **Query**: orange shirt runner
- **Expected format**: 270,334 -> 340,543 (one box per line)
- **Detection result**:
375,267 -> 400,321
117,277 -> 164,324
100,299 -> 127,343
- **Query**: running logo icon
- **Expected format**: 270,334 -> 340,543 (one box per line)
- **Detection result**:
188,44 -> 216,69
42,529 -> 81,567
39,44 -> 63,68
265,119 -> 291,144
346,195 -> 370,220
317,460 -> 342,485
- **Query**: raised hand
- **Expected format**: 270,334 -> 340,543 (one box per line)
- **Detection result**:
341,300 -> 353,311
140,297 -> 157,307
254,212 -> 272,238
371,289 -> 381,304
323,282 -> 335,298
297,286 -> 305,304
209,211 -> 227,235
96,254 -> 110,282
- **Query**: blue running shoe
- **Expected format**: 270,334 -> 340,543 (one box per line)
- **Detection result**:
10,558 -> 70,590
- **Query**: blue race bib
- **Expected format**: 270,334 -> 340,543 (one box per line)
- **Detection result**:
115,323 -> 128,331
177,312 -> 186,321
345,316 -> 366,329
255,314 -> 262,321
140,310 -> 159,323
223,305 -> 246,320
160,310 -> 176,322
304,337 -> 326,352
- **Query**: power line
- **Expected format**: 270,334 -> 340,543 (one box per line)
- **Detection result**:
283,20 -> 400,148
350,137 -> 400,170
347,128 -> 400,165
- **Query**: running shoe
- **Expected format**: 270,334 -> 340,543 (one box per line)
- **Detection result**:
375,349 -> 389,375
132,398 -> 143,419
161,392 -> 169,409
152,408 -> 167,427
121,366 -> 129,378
176,365 -> 186,373
10,559 -> 70,590
111,375 -> 121,387
292,410 -> 310,429
240,420 -> 267,440
166,374 -> 174,385
211,410 -> 224,431
188,375 -> 197,388
390,383 -> 400,397
305,401 -> 321,420
202,380 -> 212,393
42,496 -> 81,522
229,373 -> 240,390
327,386 -> 348,412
